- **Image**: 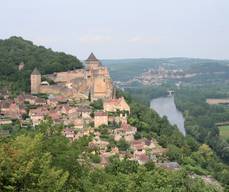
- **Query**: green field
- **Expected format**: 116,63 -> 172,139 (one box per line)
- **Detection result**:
219,125 -> 229,139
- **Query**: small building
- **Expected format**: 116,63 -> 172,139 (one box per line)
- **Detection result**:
158,162 -> 180,170
0,118 -> 13,125
103,97 -> 130,113
18,62 -> 25,71
63,128 -> 76,141
134,152 -> 149,165
73,118 -> 84,129
77,106 -> 91,119
94,111 -> 108,127
114,123 -> 137,143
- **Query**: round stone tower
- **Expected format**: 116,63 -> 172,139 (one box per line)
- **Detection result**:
31,68 -> 41,94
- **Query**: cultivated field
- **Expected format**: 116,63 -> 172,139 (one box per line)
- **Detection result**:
219,125 -> 229,139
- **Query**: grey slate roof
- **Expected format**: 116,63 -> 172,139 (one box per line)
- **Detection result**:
86,53 -> 98,61
31,68 -> 41,75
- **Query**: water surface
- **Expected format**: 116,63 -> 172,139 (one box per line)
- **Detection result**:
150,96 -> 186,135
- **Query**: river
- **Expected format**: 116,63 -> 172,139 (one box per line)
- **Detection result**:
150,96 -> 186,135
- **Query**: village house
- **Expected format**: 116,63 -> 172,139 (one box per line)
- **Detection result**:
108,115 -> 128,125
94,111 -> 108,127
0,118 -> 13,125
77,106 -> 91,119
0,100 -> 13,114
0,100 -> 26,120
35,97 -> 47,106
158,162 -> 181,170
100,152 -> 114,166
89,137 -> 109,152
29,107 -> 49,126
24,94 -> 38,105
133,153 -> 149,165
103,97 -> 130,113
47,98 -> 59,107
73,118 -> 84,129
131,140 -> 145,152
63,128 -> 76,141
15,94 -> 25,104
48,110 -> 62,121
113,123 -> 137,143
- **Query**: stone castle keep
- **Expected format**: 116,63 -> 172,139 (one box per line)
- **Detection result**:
31,53 -> 114,101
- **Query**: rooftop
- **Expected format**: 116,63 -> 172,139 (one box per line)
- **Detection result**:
95,111 -> 107,116
86,52 -> 98,62
31,68 -> 41,75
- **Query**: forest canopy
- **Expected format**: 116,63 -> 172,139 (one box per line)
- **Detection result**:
0,36 -> 83,93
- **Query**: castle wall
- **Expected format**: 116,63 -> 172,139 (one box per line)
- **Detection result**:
31,53 -> 114,101
39,85 -> 63,95
49,69 -> 85,83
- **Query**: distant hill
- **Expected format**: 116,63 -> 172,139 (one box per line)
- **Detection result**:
103,58 -> 229,81
0,36 -> 83,93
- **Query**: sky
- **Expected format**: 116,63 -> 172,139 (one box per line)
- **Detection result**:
0,0 -> 229,60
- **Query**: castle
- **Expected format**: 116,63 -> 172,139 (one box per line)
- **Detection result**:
31,53 -> 114,101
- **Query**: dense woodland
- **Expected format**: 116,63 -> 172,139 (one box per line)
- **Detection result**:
175,86 -> 229,164
0,36 -> 82,94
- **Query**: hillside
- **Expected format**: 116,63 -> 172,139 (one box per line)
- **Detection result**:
0,36 -> 83,93
103,58 -> 229,82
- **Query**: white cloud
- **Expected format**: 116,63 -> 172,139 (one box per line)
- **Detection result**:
79,35 -> 112,44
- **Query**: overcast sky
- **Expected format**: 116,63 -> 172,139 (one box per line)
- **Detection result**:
0,0 -> 228,60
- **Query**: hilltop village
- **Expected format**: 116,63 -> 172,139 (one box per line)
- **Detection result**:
0,53 -> 168,167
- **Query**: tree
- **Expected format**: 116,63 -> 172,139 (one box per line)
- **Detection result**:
0,134 -> 68,191
116,139 -> 130,151
90,99 -> 103,110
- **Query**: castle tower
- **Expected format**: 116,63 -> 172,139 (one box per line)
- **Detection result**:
85,52 -> 101,71
31,68 -> 41,94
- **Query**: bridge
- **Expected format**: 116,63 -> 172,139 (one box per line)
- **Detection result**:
168,90 -> 175,96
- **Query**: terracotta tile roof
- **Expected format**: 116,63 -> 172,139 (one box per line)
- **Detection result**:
63,128 -> 75,134
136,154 -> 149,163
105,98 -> 121,105
77,106 -> 91,113
95,111 -> 107,116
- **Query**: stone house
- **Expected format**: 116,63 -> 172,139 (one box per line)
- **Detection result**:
0,118 -> 13,125
47,98 -> 59,107
24,95 -> 37,105
63,128 -> 76,141
29,107 -> 48,126
131,140 -> 145,152
30,113 -> 45,126
94,111 -> 108,127
133,152 -> 149,165
103,97 -> 130,113
114,123 -> 137,143
35,98 -> 47,106
77,106 -> 91,119
89,138 -> 109,152
73,118 -> 84,129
